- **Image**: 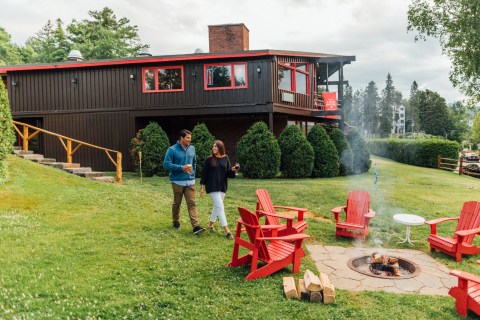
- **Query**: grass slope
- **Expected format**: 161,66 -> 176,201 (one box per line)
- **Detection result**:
1,155 -> 479,319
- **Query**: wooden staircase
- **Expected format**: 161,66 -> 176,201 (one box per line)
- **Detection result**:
14,149 -> 116,183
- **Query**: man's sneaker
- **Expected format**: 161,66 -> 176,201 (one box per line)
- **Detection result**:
173,221 -> 180,230
193,225 -> 206,235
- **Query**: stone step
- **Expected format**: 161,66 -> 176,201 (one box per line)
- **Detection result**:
49,162 -> 81,169
22,154 -> 45,161
76,171 -> 104,178
38,158 -> 56,164
64,167 -> 92,174
14,149 -> 34,155
90,176 -> 115,183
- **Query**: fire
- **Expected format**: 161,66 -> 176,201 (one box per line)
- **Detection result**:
368,252 -> 400,276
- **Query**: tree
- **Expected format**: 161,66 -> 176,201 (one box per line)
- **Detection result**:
191,123 -> 215,178
26,19 -> 70,63
307,125 -> 339,178
472,112 -> 480,145
0,80 -> 15,184
236,122 -> 280,179
67,7 -> 146,60
417,89 -> 452,137
406,81 -> 421,133
347,129 -> 371,174
408,0 -> 480,104
362,81 -> 380,137
0,27 -> 25,65
379,73 -> 395,137
278,125 -> 314,178
448,101 -> 470,143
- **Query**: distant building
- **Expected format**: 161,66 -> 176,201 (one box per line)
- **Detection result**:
0,23 -> 355,171
392,104 -> 405,135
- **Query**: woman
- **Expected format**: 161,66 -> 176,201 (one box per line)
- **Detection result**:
200,140 -> 239,239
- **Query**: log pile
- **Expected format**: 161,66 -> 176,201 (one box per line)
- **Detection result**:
283,269 -> 335,304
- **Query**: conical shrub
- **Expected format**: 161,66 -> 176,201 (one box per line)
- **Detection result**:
236,122 -> 280,179
347,128 -> 371,174
191,123 -> 215,178
328,128 -> 353,176
0,80 -> 14,185
307,125 -> 339,178
278,125 -> 314,178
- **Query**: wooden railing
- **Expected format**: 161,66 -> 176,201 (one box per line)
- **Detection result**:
12,120 -> 122,184
437,155 -> 480,178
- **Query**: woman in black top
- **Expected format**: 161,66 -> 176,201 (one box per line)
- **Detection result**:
200,140 -> 239,239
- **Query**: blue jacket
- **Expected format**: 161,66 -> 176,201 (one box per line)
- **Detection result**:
163,141 -> 196,182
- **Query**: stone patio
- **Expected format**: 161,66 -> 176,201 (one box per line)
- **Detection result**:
306,245 -> 458,295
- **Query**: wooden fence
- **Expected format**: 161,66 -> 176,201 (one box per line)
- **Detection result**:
437,155 -> 480,178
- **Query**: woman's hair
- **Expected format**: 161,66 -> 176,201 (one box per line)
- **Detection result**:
210,140 -> 226,166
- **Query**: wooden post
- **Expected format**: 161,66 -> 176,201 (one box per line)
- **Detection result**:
459,157 -> 463,175
23,125 -> 29,151
116,152 -> 122,184
66,140 -> 72,163
437,155 -> 441,169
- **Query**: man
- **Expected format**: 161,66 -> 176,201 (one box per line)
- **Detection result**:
163,129 -> 205,235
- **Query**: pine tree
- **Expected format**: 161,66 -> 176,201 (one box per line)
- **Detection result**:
362,81 -> 380,137
379,73 -> 395,138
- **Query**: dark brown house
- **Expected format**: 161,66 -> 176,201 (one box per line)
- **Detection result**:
1,23 -> 355,171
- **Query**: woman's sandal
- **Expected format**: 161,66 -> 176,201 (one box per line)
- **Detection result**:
226,232 -> 233,239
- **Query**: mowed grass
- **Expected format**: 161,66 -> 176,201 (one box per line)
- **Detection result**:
1,155 -> 480,319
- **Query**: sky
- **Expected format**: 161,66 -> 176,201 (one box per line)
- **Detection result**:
1,0 -> 466,103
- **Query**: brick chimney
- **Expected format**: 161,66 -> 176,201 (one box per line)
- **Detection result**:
208,23 -> 249,53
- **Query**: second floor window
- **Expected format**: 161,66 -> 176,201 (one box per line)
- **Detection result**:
143,66 -> 183,92
278,62 -> 309,95
204,63 -> 247,90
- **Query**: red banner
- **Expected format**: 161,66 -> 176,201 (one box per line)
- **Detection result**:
322,92 -> 338,111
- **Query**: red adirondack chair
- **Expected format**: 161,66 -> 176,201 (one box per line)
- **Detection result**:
227,207 -> 310,280
426,201 -> 480,262
331,190 -> 376,242
449,269 -> 480,317
255,188 -> 308,236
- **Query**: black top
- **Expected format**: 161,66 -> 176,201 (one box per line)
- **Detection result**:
200,156 -> 236,193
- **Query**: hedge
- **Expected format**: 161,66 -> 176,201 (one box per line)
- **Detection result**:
368,138 -> 460,168
0,81 -> 14,185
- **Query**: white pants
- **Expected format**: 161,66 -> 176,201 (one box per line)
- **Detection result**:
209,191 -> 227,227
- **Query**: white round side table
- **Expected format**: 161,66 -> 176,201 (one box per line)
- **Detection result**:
393,214 -> 425,245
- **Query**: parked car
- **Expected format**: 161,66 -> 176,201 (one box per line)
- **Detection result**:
461,152 -> 480,162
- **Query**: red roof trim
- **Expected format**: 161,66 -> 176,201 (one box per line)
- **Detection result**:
0,50 -> 349,73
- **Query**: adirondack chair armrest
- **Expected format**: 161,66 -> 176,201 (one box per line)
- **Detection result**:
425,216 -> 459,235
257,233 -> 310,242
365,209 -> 376,219
273,205 -> 308,221
455,227 -> 480,238
256,210 -> 294,229
450,269 -> 480,284
260,224 -> 284,230
331,206 -> 346,222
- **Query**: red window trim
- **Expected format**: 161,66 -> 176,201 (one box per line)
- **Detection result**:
203,62 -> 248,91
142,65 -> 184,93
278,62 -> 310,96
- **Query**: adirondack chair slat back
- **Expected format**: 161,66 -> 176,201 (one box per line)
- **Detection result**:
454,201 -> 480,244
345,190 -> 370,226
237,207 -> 270,261
256,189 -> 279,225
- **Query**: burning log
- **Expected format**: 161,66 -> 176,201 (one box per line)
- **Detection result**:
368,252 -> 400,276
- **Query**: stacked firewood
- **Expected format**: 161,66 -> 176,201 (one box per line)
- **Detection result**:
283,269 -> 335,303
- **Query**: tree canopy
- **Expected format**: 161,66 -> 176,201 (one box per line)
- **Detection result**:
408,0 -> 480,104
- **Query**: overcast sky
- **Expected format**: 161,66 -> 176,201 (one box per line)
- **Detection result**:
1,0 -> 465,103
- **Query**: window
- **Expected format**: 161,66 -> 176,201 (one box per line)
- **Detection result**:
204,63 -> 247,90
142,66 -> 184,93
278,62 -> 310,95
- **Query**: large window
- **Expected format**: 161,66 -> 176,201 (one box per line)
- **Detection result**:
204,63 -> 247,90
143,66 -> 184,93
278,62 -> 309,95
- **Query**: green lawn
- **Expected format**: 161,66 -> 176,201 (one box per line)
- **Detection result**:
1,155 -> 480,319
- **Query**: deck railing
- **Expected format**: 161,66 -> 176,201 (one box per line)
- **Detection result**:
12,120 -> 122,184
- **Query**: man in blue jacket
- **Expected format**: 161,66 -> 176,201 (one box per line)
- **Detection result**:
163,129 -> 205,235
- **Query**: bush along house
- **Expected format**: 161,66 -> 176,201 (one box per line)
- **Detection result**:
0,23 -> 355,171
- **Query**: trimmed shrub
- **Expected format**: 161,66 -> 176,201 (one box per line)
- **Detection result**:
307,125 -> 339,178
236,122 -> 280,179
191,123 -> 215,178
328,128 -> 353,176
278,125 -> 314,178
0,81 -> 14,185
368,138 -> 459,168
130,122 -> 169,177
347,129 -> 371,174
